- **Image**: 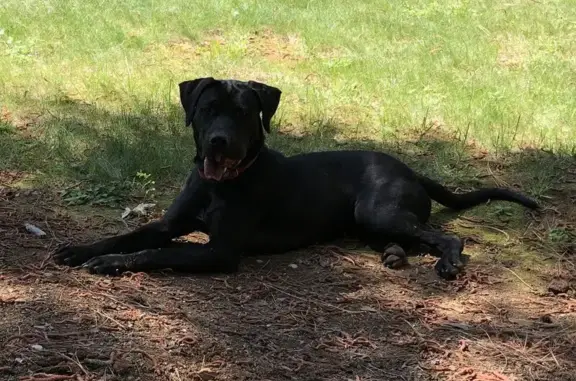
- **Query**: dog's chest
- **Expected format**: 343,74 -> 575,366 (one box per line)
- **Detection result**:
202,181 -> 350,236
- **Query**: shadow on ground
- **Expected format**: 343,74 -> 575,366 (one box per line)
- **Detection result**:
1,100 -> 575,380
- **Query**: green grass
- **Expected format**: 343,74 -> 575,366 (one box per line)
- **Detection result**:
0,0 -> 574,192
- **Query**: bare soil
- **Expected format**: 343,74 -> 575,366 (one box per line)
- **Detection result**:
1,180 -> 575,381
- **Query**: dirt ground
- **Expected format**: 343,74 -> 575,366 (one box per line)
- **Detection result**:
1,176 -> 575,381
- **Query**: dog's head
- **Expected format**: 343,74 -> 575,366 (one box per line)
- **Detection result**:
178,78 -> 281,181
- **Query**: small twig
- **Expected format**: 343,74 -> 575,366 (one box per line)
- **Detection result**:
401,318 -> 425,338
4,333 -> 45,345
483,225 -> 510,242
212,277 -> 233,289
503,267 -> 536,292
340,256 -> 357,266
548,348 -> 560,367
118,349 -> 158,369
55,353 -> 89,376
19,374 -> 76,381
39,253 -> 54,270
366,363 -> 408,381
93,309 -> 128,330
44,331 -> 93,339
43,217 -> 63,244
263,282 -> 365,314
497,342 -> 553,370
83,351 -> 117,367
418,362 -> 452,372
486,162 -> 508,187
60,180 -> 85,192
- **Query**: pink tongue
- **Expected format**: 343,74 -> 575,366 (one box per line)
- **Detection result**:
203,157 -> 226,181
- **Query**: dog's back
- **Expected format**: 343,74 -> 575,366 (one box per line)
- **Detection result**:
282,148 -> 538,212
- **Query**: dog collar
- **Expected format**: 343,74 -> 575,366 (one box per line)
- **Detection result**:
198,154 -> 259,181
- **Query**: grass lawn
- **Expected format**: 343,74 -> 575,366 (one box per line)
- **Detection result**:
1,1 -> 575,380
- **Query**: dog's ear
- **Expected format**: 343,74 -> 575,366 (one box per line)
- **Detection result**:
178,77 -> 216,126
247,81 -> 282,133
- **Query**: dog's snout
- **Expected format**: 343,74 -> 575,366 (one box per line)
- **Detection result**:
209,135 -> 228,148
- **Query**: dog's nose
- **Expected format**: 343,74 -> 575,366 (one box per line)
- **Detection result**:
209,135 -> 228,148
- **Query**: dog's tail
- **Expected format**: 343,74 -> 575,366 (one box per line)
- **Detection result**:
416,174 -> 539,211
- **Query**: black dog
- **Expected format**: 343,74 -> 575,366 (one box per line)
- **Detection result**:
53,78 -> 539,280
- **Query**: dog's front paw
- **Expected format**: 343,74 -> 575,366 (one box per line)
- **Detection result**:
82,254 -> 136,276
53,244 -> 99,267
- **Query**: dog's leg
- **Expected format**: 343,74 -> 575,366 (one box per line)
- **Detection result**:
356,207 -> 464,280
81,209 -> 251,275
54,172 -> 209,267
80,242 -> 239,275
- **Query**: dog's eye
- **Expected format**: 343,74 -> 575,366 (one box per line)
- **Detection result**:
199,102 -> 218,114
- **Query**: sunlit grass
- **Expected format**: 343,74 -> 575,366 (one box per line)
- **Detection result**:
0,0 -> 574,186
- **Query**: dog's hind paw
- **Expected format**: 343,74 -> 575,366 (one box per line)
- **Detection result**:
434,256 -> 465,280
381,244 -> 408,269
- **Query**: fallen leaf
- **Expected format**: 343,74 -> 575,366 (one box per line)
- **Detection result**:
24,223 -> 46,236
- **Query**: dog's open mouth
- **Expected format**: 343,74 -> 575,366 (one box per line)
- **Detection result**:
202,155 -> 242,181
